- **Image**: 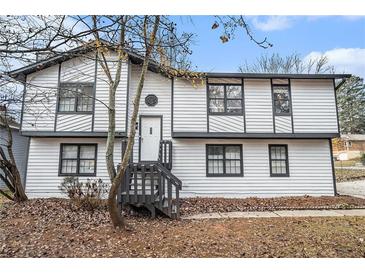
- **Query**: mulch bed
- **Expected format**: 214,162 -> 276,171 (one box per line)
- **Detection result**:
180,196 -> 365,216
1,198 -> 365,257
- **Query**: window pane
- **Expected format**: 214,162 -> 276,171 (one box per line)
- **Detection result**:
273,86 -> 290,114
225,146 -> 240,159
59,97 -> 76,112
226,99 -> 242,113
209,85 -> 224,98
208,159 -> 224,174
80,145 -> 95,159
270,145 -> 288,175
209,99 -> 225,113
79,160 -> 95,174
62,145 -> 78,158
61,159 -> 77,174
208,146 -> 223,159
226,160 -> 241,174
77,86 -> 93,112
226,85 -> 242,99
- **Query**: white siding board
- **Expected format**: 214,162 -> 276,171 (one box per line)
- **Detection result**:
94,55 -> 128,132
173,78 -> 207,132
291,79 -> 338,133
56,114 -> 92,131
25,137 -> 122,198
209,116 -> 244,132
60,53 -> 95,82
275,116 -> 292,133
244,79 -> 274,133
128,65 -> 172,162
172,139 -> 334,197
22,65 -> 59,131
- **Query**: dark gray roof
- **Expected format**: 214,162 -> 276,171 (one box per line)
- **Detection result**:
206,72 -> 351,79
8,44 -> 351,81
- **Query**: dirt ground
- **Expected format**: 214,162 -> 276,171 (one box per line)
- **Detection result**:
1,199 -> 365,258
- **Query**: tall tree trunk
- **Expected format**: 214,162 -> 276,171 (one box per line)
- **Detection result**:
107,16 -> 160,228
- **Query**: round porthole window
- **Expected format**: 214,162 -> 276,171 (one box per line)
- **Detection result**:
145,94 -> 158,107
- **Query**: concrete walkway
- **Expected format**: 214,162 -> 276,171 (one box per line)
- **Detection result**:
182,209 -> 365,219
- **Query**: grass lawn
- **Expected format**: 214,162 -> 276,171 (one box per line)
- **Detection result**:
334,159 -> 362,168
336,168 -> 365,182
1,199 -> 365,258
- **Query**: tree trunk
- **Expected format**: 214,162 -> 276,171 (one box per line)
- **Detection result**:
107,16 -> 160,228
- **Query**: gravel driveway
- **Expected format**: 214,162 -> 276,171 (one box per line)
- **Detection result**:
337,180 -> 365,198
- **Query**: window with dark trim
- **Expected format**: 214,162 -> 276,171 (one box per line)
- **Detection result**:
59,144 -> 97,176
269,144 -> 289,177
272,82 -> 291,116
208,84 -> 243,114
58,83 -> 94,113
206,144 -> 243,176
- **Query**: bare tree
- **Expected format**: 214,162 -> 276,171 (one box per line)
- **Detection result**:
239,53 -> 334,74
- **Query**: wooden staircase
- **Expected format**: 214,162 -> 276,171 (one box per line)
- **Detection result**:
118,140 -> 182,219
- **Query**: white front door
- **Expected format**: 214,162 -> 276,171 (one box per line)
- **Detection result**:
140,116 -> 162,161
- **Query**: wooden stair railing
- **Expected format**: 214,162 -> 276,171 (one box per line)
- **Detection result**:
158,140 -> 172,170
119,162 -> 182,219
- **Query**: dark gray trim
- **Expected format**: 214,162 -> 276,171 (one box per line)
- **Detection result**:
138,115 -> 163,162
328,138 -> 337,195
332,78 -> 341,134
54,63 -> 61,131
125,59 -> 131,134
23,136 -> 31,189
92,53 -> 98,132
172,132 -> 340,139
270,79 -> 276,133
21,131 -> 126,138
205,77 -> 209,132
268,144 -> 289,177
206,73 -> 351,79
171,77 -> 174,136
20,75 -> 26,131
242,78 -> 247,133
206,144 -> 243,177
58,143 -> 98,177
288,79 -> 295,133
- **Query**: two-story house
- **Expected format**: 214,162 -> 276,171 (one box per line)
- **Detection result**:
9,47 -> 350,217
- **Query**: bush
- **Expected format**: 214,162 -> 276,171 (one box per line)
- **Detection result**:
361,153 -> 365,166
59,177 -> 108,211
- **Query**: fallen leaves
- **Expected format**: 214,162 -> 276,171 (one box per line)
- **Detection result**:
180,196 -> 365,216
1,198 -> 365,258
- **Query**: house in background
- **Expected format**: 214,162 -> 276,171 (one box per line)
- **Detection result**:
9,46 -> 350,218
333,134 -> 365,161
0,118 -> 30,190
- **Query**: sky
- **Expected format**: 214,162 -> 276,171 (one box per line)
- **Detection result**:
172,16 -> 365,78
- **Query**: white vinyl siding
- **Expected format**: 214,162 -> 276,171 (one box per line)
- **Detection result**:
128,64 -> 172,162
173,78 -> 207,132
25,137 -> 122,198
291,79 -> 338,133
60,54 -> 95,82
209,116 -> 244,132
94,55 -> 128,132
244,79 -> 274,133
22,65 -> 59,131
172,139 -> 334,197
275,116 -> 292,133
56,114 -> 92,131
